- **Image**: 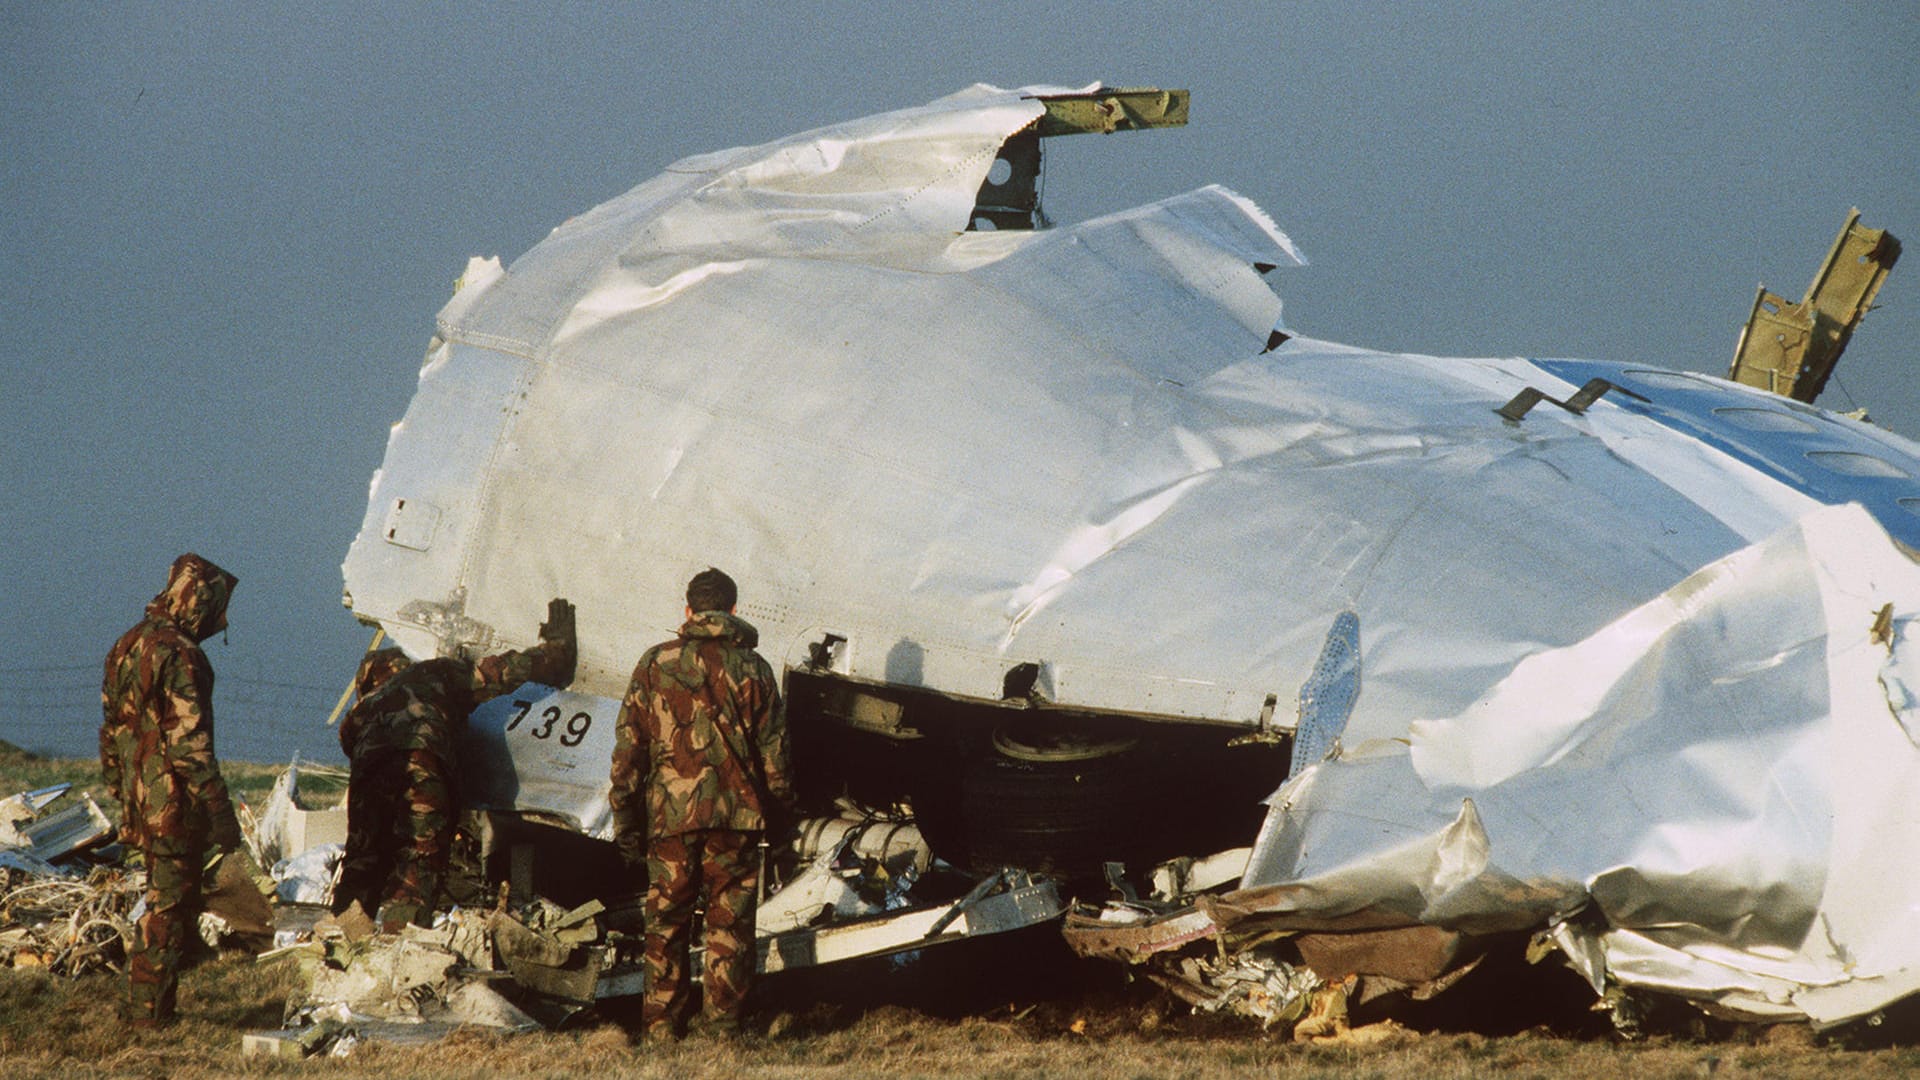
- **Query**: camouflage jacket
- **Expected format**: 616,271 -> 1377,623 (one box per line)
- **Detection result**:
340,635 -> 577,762
99,553 -> 242,851
610,612 -> 791,854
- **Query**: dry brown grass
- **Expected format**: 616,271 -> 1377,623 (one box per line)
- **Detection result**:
2,952 -> 1918,1080
0,939 -> 1915,1080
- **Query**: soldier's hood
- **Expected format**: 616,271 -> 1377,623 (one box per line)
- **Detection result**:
145,553 -> 239,643
680,610 -> 760,648
355,646 -> 414,698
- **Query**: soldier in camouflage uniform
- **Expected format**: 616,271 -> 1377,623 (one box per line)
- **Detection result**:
100,552 -> 244,1027
335,598 -> 577,932
610,568 -> 793,1041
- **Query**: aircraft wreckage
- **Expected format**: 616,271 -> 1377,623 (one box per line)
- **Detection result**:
336,84 -> 1918,1032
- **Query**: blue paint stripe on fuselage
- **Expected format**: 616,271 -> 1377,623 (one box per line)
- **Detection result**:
1532,358 -> 1920,550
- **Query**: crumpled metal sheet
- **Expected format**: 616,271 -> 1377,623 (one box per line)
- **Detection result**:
1230,502 -> 1920,1027
340,87 -> 1920,1025
342,85 -> 1920,744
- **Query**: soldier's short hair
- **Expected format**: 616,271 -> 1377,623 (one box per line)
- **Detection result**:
686,567 -> 738,614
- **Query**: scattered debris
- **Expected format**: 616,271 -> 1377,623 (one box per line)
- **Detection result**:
0,782 -> 139,974
1065,850 -> 1495,1038
261,895 -> 615,1054
0,868 -> 141,974
0,783 -> 114,865
270,843 -> 343,906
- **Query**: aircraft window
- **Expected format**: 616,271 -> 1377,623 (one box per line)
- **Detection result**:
1805,451 -> 1910,479
1621,369 -> 1712,391
1710,407 -> 1819,434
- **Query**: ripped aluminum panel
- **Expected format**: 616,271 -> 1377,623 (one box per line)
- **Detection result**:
759,871 -> 1062,974
1288,612 -> 1359,772
343,86 -> 1920,745
1062,905 -> 1219,964
1230,503 -> 1920,1028
461,685 -> 620,839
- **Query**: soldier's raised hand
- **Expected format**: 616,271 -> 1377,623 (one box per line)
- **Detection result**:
535,597 -> 579,688
539,597 -> 576,647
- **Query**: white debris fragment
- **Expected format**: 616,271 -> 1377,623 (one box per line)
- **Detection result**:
271,843 -> 343,905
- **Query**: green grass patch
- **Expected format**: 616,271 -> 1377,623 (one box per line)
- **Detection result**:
0,742 -> 286,820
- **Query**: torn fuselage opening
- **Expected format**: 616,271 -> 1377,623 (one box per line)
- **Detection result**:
786,670 -> 1292,887
970,125 -> 1043,232
966,88 -> 1191,232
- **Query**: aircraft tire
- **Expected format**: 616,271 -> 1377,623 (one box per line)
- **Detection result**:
958,734 -> 1141,880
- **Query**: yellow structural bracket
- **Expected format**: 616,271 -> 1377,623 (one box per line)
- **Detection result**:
1728,209 -> 1901,404
1034,88 -> 1190,137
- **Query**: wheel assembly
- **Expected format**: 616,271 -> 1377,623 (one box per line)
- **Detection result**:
959,721 -> 1143,880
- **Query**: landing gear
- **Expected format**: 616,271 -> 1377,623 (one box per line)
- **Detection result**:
959,723 -> 1143,881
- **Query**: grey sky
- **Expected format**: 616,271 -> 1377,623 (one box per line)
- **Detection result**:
6,2 -> 1916,763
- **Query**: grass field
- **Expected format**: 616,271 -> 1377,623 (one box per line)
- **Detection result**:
5,740 -> 1918,1078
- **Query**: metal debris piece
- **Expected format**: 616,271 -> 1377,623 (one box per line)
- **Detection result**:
1148,847 -> 1250,904
1728,209 -> 1901,403
252,991 -> 534,1060
242,1017 -> 353,1059
760,869 -> 1063,974
1034,88 -> 1190,137
11,795 -> 114,862
0,784 -> 113,864
0,785 -> 72,846
1062,904 -> 1219,964
1203,954 -> 1324,1029
250,760 -> 349,868
759,816 -> 926,936
271,843 -> 343,905
1495,377 -> 1650,422
202,849 -> 276,947
0,849 -> 65,878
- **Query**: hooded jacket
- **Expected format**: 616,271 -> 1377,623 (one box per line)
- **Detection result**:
100,553 -> 243,851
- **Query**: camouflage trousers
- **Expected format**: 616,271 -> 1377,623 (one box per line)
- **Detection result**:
130,837 -> 200,1024
642,828 -> 761,1040
335,746 -> 454,930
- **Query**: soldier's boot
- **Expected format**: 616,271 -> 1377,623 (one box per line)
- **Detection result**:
686,1012 -> 742,1040
639,1016 -> 682,1045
